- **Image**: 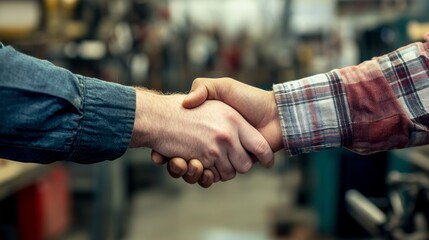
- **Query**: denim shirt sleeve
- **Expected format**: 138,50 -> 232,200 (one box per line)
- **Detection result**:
0,45 -> 136,164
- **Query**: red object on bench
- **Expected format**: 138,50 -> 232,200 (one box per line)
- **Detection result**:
17,165 -> 70,240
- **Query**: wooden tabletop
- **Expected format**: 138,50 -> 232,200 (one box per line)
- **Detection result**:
0,159 -> 52,200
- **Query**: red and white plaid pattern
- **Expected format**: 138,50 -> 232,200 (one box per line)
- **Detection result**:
274,33 -> 429,156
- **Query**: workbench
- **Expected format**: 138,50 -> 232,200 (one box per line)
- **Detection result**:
0,159 -> 52,200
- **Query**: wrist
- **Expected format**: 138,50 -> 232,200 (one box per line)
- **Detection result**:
268,91 -> 283,152
130,89 -> 188,150
129,88 -> 163,148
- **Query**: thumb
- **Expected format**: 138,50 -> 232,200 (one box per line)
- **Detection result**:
183,81 -> 209,109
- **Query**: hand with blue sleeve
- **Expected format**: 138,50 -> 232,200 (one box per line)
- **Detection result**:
0,45 -> 274,178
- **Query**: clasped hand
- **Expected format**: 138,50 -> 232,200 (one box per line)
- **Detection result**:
148,78 -> 283,188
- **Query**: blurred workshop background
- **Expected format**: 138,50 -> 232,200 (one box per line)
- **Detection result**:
1,0 -> 429,239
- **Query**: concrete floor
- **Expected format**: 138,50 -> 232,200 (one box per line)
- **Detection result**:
124,165 -> 287,240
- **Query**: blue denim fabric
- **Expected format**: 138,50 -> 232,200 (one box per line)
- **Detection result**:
0,46 -> 135,163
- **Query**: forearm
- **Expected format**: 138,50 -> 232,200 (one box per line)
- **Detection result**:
274,34 -> 429,155
0,45 -> 135,163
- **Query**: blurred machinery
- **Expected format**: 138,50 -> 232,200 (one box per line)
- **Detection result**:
2,0 -> 429,240
346,148 -> 429,239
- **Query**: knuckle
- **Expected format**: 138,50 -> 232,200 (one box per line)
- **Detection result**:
194,77 -> 203,83
223,110 -> 238,123
215,130 -> 233,144
207,147 -> 221,160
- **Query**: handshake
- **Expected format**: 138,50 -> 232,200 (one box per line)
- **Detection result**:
129,77 -> 283,188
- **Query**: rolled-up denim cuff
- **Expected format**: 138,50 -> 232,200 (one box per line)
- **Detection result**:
70,76 -> 136,163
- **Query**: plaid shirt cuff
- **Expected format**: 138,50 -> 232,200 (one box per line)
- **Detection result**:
274,34 -> 429,156
273,72 -> 352,156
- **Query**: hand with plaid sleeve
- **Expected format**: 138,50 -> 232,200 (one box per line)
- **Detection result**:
154,32 -> 429,188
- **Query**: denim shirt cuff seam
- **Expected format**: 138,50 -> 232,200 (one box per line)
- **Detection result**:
70,76 -> 136,163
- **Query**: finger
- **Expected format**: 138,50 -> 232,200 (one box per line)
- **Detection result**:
215,161 -> 236,182
212,148 -> 236,181
187,159 -> 205,181
182,79 -> 209,109
151,150 -> 168,165
198,169 -> 214,188
183,159 -> 204,184
238,121 -> 275,168
167,158 -> 188,178
227,139 -> 254,174
211,167 -> 221,183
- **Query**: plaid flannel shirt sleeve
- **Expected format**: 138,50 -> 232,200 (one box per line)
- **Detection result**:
273,33 -> 429,156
